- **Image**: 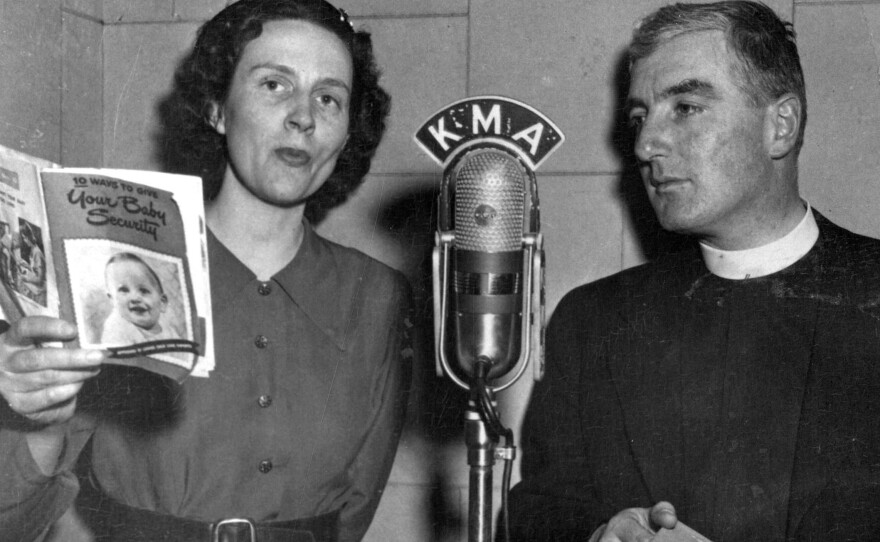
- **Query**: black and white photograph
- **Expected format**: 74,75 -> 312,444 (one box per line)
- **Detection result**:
1,1 -> 879,542
15,219 -> 47,307
64,240 -> 190,349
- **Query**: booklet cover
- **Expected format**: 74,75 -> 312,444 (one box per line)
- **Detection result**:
0,145 -> 213,381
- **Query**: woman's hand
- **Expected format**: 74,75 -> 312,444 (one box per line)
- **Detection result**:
0,316 -> 105,426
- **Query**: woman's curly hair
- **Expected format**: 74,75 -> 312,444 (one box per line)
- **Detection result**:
168,0 -> 391,223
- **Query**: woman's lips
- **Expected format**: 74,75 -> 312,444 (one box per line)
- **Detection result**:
275,147 -> 311,167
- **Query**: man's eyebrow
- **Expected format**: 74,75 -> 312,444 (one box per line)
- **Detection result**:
625,78 -> 720,115
661,78 -> 718,100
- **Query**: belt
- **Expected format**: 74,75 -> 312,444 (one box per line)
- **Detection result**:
98,497 -> 340,542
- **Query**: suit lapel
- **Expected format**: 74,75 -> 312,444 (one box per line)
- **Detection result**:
607,264 -> 697,505
609,324 -> 685,504
786,297 -> 833,536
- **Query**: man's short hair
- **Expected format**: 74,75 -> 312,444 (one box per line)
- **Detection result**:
629,1 -> 807,154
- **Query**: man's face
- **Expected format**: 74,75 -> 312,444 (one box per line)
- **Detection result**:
106,260 -> 167,330
627,30 -> 775,249
212,19 -> 353,209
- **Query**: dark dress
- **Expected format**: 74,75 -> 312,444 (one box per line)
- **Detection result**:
0,222 -> 412,542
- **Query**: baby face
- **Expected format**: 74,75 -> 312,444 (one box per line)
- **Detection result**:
105,260 -> 167,330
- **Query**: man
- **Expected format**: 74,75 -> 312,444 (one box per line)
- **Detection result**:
507,2 -> 880,541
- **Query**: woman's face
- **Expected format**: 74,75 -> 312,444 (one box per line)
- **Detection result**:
212,19 -> 352,209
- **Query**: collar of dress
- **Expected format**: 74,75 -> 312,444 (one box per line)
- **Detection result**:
699,204 -> 819,280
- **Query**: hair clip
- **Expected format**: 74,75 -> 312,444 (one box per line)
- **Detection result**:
337,6 -> 354,31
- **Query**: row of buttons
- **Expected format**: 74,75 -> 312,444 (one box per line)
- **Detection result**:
257,282 -> 274,474
257,391 -> 272,474
255,284 -> 272,348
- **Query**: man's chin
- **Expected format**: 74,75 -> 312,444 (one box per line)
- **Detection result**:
654,212 -> 700,236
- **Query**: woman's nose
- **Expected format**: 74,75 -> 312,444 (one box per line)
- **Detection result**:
286,96 -> 315,133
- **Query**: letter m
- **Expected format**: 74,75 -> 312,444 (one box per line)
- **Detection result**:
472,104 -> 501,135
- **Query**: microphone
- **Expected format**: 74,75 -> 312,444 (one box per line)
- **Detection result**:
443,147 -> 533,385
414,96 -> 564,391
415,96 -> 564,542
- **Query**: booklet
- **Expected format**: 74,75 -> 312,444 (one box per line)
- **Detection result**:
0,144 -> 213,381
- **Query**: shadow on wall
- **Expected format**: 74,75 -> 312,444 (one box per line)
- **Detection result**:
608,47 -> 693,262
376,188 -> 471,540
151,83 -> 225,210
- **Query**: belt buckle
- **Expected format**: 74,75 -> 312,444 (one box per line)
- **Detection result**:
212,517 -> 257,542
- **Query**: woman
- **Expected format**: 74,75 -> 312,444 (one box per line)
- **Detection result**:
0,1 -> 409,541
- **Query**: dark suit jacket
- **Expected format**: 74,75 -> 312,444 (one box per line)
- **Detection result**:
508,215 -> 880,541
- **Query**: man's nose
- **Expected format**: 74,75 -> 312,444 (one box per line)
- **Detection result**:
633,113 -> 669,163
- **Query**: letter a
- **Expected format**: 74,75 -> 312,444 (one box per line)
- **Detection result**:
512,123 -> 545,156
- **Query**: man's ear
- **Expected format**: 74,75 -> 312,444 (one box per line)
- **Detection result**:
766,93 -> 802,159
159,294 -> 169,312
208,101 -> 226,135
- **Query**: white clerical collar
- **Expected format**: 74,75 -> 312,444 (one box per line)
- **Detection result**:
700,205 -> 819,280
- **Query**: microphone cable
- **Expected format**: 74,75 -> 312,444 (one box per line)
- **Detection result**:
471,358 -> 515,542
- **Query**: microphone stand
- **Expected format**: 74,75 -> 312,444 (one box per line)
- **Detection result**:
465,397 -> 494,542
467,359 -> 515,542
434,230 -> 542,542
